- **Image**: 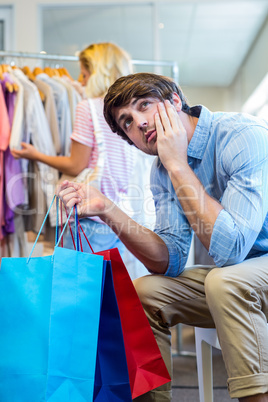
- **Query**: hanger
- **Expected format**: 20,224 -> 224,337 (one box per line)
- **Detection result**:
43,66 -> 54,77
33,66 -> 44,76
0,64 -> 19,92
22,66 -> 36,81
21,66 -> 45,102
2,64 -> 9,73
5,81 -> 14,93
58,67 -> 73,80
52,68 -> 61,77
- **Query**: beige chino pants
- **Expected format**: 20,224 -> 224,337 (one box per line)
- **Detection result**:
133,256 -> 268,401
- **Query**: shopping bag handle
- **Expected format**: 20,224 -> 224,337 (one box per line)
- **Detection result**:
56,199 -> 80,251
77,221 -> 94,253
62,204 -> 94,253
27,195 -> 74,263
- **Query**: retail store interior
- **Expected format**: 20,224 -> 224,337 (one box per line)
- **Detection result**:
0,0 -> 268,401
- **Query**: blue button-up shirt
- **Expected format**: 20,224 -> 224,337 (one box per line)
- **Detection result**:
151,106 -> 268,277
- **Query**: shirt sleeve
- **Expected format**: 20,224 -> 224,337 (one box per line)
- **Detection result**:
209,125 -> 268,266
151,158 -> 193,277
71,100 -> 94,147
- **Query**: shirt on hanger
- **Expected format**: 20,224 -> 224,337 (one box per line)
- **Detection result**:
35,78 -> 61,154
11,69 -> 59,227
35,73 -> 72,156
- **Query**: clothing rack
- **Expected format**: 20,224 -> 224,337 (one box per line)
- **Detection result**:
0,50 -> 179,83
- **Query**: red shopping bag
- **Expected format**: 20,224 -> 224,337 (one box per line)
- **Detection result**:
96,248 -> 171,399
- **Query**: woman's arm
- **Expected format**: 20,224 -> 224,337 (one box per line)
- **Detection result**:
11,140 -> 92,176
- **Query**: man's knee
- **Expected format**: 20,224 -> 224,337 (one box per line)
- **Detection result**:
204,268 -> 234,308
133,275 -> 156,306
133,274 -> 168,312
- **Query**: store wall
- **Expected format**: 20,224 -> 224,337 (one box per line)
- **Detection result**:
181,86 -> 228,112
183,15 -> 268,112
227,15 -> 268,111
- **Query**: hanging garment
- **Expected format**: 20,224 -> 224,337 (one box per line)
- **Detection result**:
0,85 -> 11,241
11,69 -> 59,226
34,78 -> 61,154
35,72 -> 72,156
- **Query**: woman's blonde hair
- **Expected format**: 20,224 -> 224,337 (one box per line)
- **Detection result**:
79,42 -> 133,98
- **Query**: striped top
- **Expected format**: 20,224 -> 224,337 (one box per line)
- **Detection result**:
71,97 -> 135,222
151,105 -> 268,277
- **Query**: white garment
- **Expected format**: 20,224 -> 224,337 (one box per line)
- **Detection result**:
54,76 -> 82,126
36,73 -> 72,156
11,69 -> 59,224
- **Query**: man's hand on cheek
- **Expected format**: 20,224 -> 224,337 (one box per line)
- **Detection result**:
155,100 -> 188,172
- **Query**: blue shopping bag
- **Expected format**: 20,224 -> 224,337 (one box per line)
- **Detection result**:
65,211 -> 132,401
0,196 -> 104,401
93,260 -> 132,401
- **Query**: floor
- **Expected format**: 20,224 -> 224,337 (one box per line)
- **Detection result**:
171,325 -> 238,402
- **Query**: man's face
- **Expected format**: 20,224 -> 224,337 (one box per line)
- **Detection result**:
114,97 -> 161,155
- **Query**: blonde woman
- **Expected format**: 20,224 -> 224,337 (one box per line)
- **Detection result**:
12,42 -> 135,253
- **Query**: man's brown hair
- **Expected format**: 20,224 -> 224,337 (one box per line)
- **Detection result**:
103,72 -> 191,144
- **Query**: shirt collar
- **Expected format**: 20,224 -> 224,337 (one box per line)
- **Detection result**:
187,105 -> 213,160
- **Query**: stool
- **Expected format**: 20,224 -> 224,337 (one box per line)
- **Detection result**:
195,324 -> 268,402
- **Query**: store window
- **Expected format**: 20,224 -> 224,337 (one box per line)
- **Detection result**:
0,6 -> 13,53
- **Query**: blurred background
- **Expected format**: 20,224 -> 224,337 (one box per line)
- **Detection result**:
0,0 -> 268,114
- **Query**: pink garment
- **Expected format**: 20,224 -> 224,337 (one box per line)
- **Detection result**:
2,73 -> 16,127
0,152 -> 4,239
0,87 -> 11,239
0,86 -> 11,151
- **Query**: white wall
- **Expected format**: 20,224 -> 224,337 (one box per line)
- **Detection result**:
181,86 -> 228,112
183,16 -> 268,113
227,15 -> 268,111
